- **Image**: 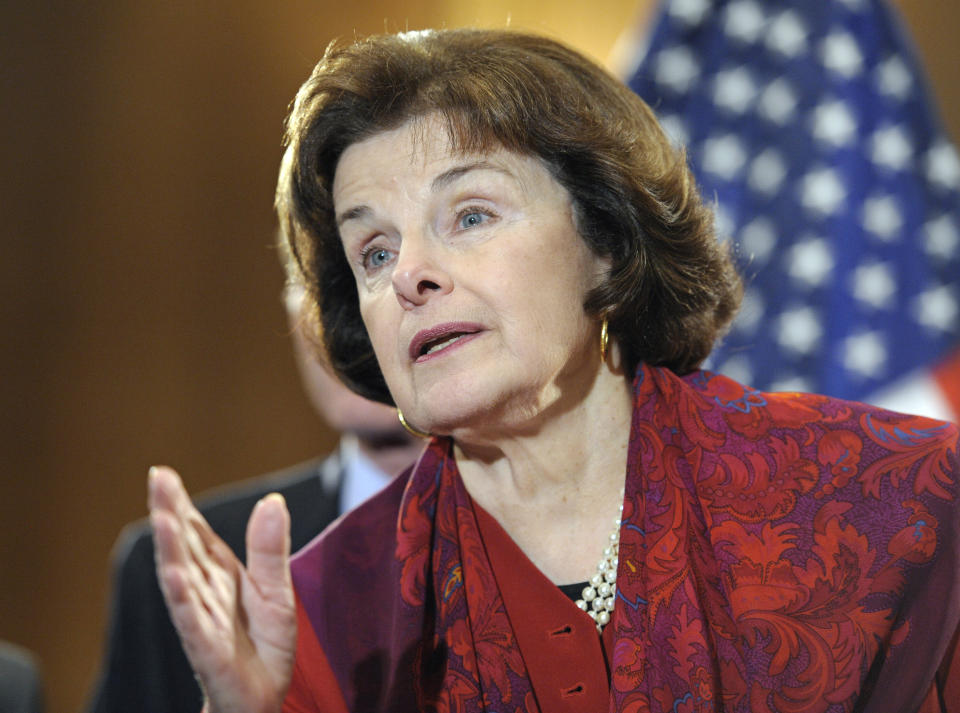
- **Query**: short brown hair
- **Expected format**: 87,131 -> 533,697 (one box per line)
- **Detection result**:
277,28 -> 742,405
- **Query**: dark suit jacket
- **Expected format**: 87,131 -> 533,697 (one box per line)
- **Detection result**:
86,456 -> 342,713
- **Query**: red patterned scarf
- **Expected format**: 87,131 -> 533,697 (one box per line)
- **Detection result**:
293,364 -> 960,712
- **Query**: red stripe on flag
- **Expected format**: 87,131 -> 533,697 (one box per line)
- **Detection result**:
933,348 -> 960,421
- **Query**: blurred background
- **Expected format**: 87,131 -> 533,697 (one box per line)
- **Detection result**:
1,1 -> 957,711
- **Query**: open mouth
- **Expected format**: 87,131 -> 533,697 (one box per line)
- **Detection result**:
420,332 -> 471,356
410,323 -> 484,362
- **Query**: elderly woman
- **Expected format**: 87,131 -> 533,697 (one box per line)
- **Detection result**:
149,28 -> 960,713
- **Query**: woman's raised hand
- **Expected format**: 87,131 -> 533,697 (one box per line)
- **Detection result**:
148,466 -> 297,713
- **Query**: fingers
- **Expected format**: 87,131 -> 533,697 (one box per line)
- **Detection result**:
148,466 -> 240,645
147,468 -> 294,711
149,466 -> 238,570
244,493 -> 297,692
246,493 -> 292,595
150,508 -> 191,600
148,464 -> 188,513
151,506 -> 224,667
149,467 -> 197,603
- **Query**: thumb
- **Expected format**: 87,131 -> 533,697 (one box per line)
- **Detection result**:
246,493 -> 292,593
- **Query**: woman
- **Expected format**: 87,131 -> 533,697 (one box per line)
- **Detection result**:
149,28 -> 960,713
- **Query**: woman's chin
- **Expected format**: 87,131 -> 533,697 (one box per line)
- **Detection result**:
413,409 -> 477,437
404,375 -> 561,438
418,400 -> 546,441
411,399 -> 503,438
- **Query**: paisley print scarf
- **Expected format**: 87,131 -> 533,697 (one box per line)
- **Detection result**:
292,364 -> 960,712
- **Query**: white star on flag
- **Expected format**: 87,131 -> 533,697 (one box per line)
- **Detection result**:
702,135 -> 749,179
787,238 -> 834,288
714,68 -> 758,113
669,0 -> 710,25
800,168 -> 846,216
843,331 -> 888,378
777,306 -> 823,355
811,100 -> 857,147
871,124 -> 913,171
861,195 -> 903,241
765,11 -> 807,57
924,215 -> 959,260
927,141 -> 960,191
850,262 -> 897,310
875,55 -> 912,99
724,0 -> 766,43
654,46 -> 701,93
820,31 -> 863,78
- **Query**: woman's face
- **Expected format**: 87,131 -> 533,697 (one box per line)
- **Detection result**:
333,117 -> 609,435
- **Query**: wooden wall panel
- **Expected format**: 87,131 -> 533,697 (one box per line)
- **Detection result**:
0,2 -> 956,711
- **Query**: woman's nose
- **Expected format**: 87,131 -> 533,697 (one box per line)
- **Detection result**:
391,235 -> 453,309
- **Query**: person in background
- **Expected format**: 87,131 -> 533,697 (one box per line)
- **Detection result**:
0,641 -> 44,713
85,284 -> 423,713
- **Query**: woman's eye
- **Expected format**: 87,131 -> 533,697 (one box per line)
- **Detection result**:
361,246 -> 393,270
458,211 -> 488,230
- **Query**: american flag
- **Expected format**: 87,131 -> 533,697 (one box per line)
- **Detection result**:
623,0 -> 960,420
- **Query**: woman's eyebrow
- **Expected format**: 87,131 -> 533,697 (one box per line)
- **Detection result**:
337,161 -> 514,226
336,205 -> 372,228
430,160 -> 513,192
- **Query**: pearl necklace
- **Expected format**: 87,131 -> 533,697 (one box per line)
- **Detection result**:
575,489 -> 624,634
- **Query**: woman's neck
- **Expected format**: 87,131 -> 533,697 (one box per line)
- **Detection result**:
451,364 -> 634,584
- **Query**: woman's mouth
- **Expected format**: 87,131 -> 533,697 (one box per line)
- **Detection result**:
410,323 -> 485,362
423,333 -> 467,355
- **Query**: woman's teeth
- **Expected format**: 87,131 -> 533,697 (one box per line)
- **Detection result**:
425,334 -> 463,355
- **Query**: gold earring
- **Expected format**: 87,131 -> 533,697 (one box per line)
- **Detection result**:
397,409 -> 430,438
600,316 -> 609,362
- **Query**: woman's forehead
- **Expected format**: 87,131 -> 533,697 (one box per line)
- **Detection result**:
337,116 -> 487,175
332,122 -> 553,209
